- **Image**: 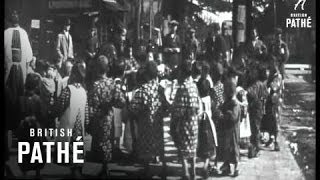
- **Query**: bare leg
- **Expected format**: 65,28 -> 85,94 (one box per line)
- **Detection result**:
182,158 -> 190,179
203,158 -> 210,172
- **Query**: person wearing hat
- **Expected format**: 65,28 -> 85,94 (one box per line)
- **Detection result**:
245,27 -> 267,65
163,20 -> 181,69
5,10 -> 34,143
184,28 -> 200,61
55,18 -> 74,70
205,23 -> 228,67
269,27 -> 289,90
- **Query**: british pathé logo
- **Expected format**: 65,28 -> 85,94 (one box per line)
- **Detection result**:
294,0 -> 306,10
286,0 -> 312,28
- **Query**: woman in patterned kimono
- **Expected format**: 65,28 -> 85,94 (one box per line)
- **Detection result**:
171,60 -> 201,180
87,55 -> 126,177
211,62 -> 225,174
129,61 -> 169,178
51,62 -> 89,178
262,57 -> 282,151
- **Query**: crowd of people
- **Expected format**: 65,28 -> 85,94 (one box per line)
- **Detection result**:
5,10 -> 290,179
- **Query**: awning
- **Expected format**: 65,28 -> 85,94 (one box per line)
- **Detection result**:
102,0 -> 130,12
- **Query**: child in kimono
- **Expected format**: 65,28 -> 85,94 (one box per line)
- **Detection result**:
219,79 -> 241,177
39,62 -> 57,129
196,61 -> 217,178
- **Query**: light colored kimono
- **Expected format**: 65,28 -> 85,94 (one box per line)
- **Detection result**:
4,26 -> 33,84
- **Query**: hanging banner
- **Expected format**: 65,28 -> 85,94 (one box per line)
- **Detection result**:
237,5 -> 246,43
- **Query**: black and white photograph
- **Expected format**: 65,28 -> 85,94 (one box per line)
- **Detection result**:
4,0 -> 316,179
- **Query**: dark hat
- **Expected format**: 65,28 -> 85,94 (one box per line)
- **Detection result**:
63,18 -> 72,26
274,28 -> 282,35
169,20 -> 179,26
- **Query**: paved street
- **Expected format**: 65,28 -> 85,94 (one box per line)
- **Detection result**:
5,74 -> 308,180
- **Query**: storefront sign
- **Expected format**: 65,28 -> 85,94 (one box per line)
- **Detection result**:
31,19 -> 40,29
49,0 -> 92,9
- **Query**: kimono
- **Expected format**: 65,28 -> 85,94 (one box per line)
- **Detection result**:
236,87 -> 251,138
129,79 -> 168,161
211,80 -> 225,160
196,76 -> 218,159
52,83 -> 89,165
5,26 -> 33,130
246,80 -> 269,148
261,73 -> 282,135
88,77 -> 126,162
170,77 -> 201,159
220,98 -> 241,164
39,77 -> 56,128
17,92 -> 46,172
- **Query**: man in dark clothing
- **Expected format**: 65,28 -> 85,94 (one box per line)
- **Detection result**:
245,28 -> 268,65
205,23 -> 228,67
269,28 -> 289,81
163,20 -> 181,69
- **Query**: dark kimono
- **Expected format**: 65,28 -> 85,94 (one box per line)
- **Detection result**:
129,79 -> 168,161
171,77 -> 201,159
88,77 -> 126,162
163,33 -> 181,69
205,35 -> 227,63
220,98 -> 241,164
17,91 -> 47,172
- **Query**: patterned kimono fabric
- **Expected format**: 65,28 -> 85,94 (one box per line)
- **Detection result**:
129,80 -> 165,161
88,77 -> 125,163
261,73 -> 282,137
171,77 -> 200,159
55,85 -> 87,166
212,80 -> 225,161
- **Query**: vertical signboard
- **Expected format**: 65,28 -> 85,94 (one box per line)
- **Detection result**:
237,5 -> 246,43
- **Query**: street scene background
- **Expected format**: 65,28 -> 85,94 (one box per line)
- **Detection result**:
4,0 -> 315,179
